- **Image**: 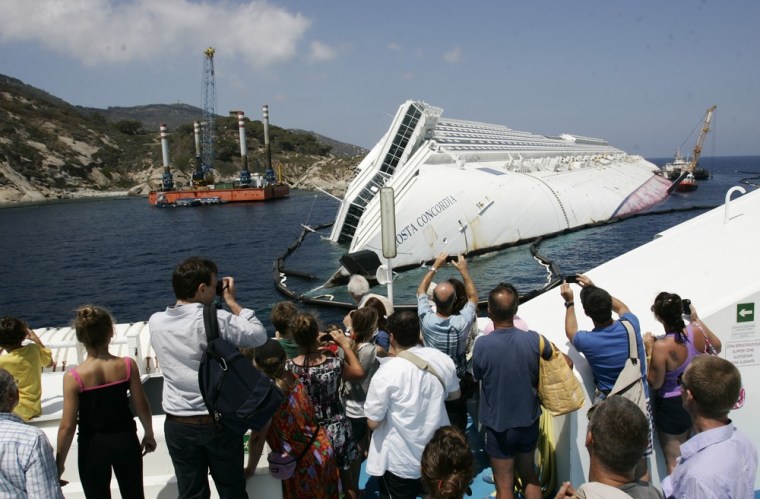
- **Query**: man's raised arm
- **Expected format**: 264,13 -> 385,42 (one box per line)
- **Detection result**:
417,252 -> 449,296
452,254 -> 478,304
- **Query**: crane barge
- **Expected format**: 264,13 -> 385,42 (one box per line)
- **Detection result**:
148,48 -> 288,206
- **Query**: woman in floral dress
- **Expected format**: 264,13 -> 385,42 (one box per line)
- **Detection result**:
287,313 -> 365,499
245,339 -> 339,498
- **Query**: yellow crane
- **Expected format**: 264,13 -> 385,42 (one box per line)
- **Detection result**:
687,105 -> 717,173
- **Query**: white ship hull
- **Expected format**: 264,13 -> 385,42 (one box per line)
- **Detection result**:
331,101 -> 671,269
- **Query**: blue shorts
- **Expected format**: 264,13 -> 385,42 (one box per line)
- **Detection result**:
484,419 -> 540,459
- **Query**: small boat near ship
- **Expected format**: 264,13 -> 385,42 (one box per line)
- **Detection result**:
156,195 -> 227,207
330,100 -> 672,278
673,172 -> 698,192
148,107 -> 289,206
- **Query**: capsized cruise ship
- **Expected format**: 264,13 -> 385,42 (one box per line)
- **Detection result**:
330,101 -> 671,271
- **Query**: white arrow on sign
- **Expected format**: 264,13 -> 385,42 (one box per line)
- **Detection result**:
739,309 -> 753,318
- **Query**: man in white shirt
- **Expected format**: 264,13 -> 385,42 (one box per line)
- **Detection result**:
364,310 -> 460,499
149,257 -> 267,498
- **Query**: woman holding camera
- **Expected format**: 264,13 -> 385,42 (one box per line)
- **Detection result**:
340,307 -> 382,496
644,292 -> 722,473
287,313 -> 364,499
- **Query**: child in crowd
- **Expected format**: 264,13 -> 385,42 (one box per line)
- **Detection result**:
0,316 -> 54,420
421,426 -> 475,499
271,301 -> 300,359
56,305 -> 156,497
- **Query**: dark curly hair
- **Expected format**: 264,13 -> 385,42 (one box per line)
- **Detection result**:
651,292 -> 687,343
290,313 -> 320,353
0,316 -> 28,349
421,426 -> 474,499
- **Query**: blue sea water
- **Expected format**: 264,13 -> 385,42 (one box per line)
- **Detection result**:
1,156 -> 758,332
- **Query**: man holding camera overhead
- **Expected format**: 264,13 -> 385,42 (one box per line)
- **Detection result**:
149,256 -> 267,498
560,274 -> 652,480
417,252 -> 478,432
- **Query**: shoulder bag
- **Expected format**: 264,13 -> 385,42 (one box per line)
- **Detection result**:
267,425 -> 321,480
396,350 -> 446,389
198,304 -> 283,435
588,319 -> 648,419
537,335 -> 585,416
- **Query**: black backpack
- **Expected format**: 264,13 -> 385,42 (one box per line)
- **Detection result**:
198,304 -> 283,435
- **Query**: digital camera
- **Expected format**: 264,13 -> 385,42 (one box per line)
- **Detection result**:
682,298 -> 691,315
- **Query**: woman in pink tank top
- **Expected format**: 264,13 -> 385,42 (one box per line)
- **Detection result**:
56,305 -> 156,497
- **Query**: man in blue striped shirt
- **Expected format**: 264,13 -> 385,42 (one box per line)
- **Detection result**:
0,368 -> 63,499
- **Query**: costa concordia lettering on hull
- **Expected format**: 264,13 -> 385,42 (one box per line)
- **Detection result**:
330,100 -> 671,271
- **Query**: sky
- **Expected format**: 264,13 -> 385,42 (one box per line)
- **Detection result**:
0,0 -> 758,158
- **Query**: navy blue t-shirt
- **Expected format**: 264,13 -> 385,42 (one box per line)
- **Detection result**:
473,327 -> 552,431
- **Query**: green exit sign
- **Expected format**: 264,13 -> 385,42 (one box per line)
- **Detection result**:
737,303 -> 755,323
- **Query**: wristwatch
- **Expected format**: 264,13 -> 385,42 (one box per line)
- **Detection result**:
564,301 -> 575,309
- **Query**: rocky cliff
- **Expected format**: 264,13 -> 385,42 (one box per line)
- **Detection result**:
0,74 -> 365,206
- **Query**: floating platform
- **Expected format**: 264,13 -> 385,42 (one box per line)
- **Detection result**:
148,184 -> 289,206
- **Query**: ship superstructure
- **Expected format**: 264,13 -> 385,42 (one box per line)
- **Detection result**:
330,100 -> 671,270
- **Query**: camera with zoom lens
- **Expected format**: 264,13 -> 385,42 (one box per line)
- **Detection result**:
216,281 -> 226,297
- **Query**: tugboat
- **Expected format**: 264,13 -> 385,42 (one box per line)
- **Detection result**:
673,172 -> 698,192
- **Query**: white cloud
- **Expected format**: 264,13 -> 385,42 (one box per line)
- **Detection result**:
387,42 -> 402,51
308,40 -> 337,63
0,0 -> 311,68
443,45 -> 463,63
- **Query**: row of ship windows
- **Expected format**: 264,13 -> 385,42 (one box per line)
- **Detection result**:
438,140 -> 573,148
435,130 -> 545,140
440,144 -> 606,152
